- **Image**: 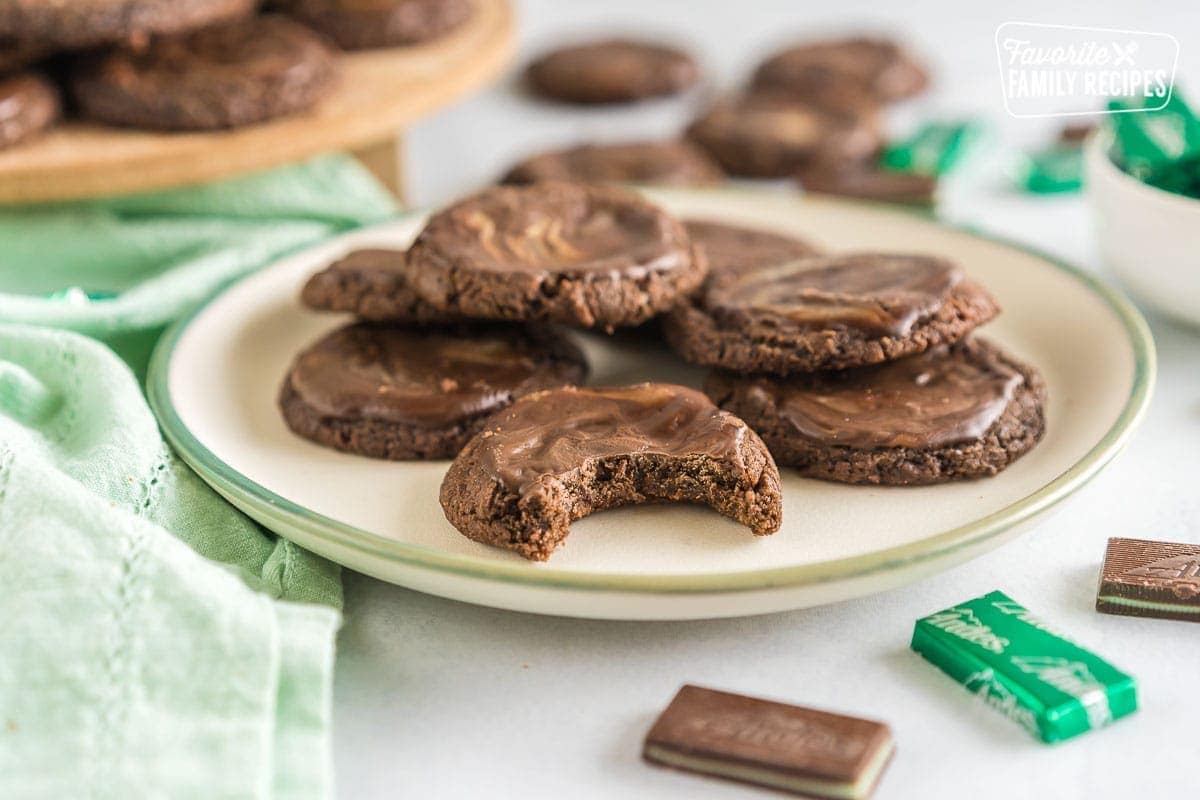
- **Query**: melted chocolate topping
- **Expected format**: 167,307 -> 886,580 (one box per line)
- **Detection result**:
475,383 -> 748,496
706,253 -> 960,336
756,343 -> 1023,449
415,182 -> 691,279
288,324 -> 585,428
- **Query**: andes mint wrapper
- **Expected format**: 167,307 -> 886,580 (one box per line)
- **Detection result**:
1014,144 -> 1083,194
880,120 -> 983,176
911,590 -> 1137,743
1108,92 -> 1200,198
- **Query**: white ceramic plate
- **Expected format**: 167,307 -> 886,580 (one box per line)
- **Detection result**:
148,188 -> 1155,620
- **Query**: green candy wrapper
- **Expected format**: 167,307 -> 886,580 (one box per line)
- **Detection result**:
1015,144 -> 1084,194
911,590 -> 1137,743
1108,92 -> 1200,198
881,121 -> 983,176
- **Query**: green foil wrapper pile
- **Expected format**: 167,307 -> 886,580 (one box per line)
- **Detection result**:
911,591 -> 1137,743
1109,92 -> 1200,199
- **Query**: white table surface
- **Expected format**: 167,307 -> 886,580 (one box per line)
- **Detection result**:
333,2 -> 1200,797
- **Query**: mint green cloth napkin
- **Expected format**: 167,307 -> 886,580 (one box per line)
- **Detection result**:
0,156 -> 397,799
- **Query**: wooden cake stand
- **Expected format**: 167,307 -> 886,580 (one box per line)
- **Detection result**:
0,0 -> 514,204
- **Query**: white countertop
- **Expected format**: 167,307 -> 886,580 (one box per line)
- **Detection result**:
334,2 -> 1200,796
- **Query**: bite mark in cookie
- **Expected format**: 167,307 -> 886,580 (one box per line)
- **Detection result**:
279,322 -> 588,460
405,182 -> 707,331
439,383 -> 783,561
664,252 -> 999,374
705,339 -> 1046,485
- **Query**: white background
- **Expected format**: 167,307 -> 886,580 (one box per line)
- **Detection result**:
334,1 -> 1200,797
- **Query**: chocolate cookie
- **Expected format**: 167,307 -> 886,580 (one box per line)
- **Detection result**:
0,37 -> 55,72
797,162 -> 937,206
753,37 -> 929,103
686,92 -> 882,178
72,15 -> 339,131
440,383 -> 782,561
0,71 -> 59,149
404,182 -> 706,331
301,249 -> 457,323
663,253 -> 1000,374
277,0 -> 471,50
684,219 -> 819,277
525,38 -> 699,104
705,339 -> 1046,485
279,322 -> 588,460
501,140 -> 724,187
0,0 -> 255,48
751,70 -> 881,120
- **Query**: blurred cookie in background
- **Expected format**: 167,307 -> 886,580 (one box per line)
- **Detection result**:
276,0 -> 472,50
0,72 -> 60,149
796,160 -> 937,207
0,37 -> 56,73
501,140 -> 724,187
752,36 -> 929,104
72,15 -> 339,131
0,0 -> 255,48
525,38 -> 700,105
686,91 -> 881,178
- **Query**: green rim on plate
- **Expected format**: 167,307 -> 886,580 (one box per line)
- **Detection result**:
147,192 -> 1156,595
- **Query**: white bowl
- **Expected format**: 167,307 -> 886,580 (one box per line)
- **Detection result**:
1085,132 -> 1200,326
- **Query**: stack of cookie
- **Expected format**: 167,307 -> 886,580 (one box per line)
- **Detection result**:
282,180 -> 1046,560
690,35 -> 935,201
0,0 -> 470,146
501,34 -> 938,204
283,181 -> 787,560
664,249 -> 1047,486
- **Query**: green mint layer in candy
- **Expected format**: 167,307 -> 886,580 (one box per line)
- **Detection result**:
911,590 -> 1137,743
880,121 -> 983,176
1015,145 -> 1083,194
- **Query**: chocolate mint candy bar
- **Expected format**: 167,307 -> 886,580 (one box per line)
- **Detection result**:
643,685 -> 895,799
911,590 -> 1137,743
1096,537 -> 1200,622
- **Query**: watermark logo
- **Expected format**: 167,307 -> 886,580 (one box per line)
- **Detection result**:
995,22 -> 1179,118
